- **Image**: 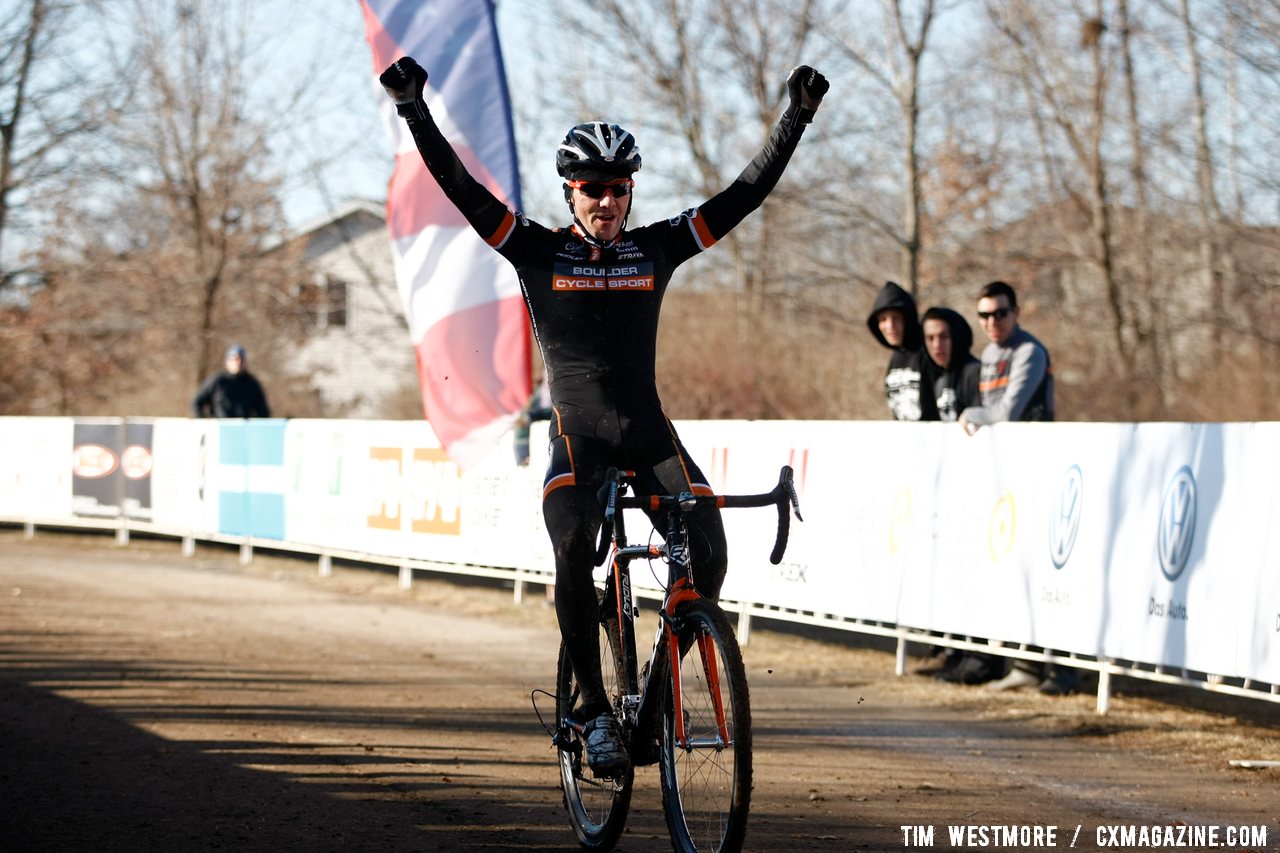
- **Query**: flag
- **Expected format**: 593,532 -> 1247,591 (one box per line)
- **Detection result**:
360,0 -> 531,466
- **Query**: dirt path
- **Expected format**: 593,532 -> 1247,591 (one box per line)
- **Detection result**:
1,530 -> 1276,852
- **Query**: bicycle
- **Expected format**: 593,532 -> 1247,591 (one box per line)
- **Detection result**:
537,465 -> 802,853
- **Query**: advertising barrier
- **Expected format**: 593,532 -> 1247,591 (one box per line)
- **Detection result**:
1,416 -> 1276,708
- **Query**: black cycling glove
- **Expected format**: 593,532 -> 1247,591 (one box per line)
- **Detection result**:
380,55 -> 429,120
783,65 -> 829,128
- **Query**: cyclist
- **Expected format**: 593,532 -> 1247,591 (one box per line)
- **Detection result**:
381,56 -> 827,777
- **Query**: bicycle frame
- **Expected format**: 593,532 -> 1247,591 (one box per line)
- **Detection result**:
603,490 -> 720,753
598,465 -> 800,756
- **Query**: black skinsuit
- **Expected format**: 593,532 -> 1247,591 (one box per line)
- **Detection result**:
399,103 -> 810,717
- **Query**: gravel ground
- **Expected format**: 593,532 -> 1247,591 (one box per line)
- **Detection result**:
2,528 -> 1276,852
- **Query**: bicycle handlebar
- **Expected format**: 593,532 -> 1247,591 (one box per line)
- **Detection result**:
593,465 -> 803,567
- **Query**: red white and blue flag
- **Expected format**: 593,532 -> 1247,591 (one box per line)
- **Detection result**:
360,0 -> 530,465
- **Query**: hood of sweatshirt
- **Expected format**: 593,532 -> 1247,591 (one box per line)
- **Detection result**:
866,281 -> 922,351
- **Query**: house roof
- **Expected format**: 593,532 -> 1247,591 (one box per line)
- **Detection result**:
262,199 -> 387,255
290,199 -> 386,240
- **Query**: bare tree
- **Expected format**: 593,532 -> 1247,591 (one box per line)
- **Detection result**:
986,0 -> 1129,386
829,0 -> 939,297
1176,0 -> 1234,355
7,0 -> 322,416
0,0 -> 123,286
1115,0 -> 1171,412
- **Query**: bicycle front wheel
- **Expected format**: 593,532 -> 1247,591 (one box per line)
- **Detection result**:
658,599 -> 752,853
556,592 -> 633,850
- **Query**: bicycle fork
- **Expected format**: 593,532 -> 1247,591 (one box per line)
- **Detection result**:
662,580 -> 730,751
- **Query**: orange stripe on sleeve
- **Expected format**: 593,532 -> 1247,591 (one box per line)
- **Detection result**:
979,376 -> 1010,393
485,209 -> 517,249
687,210 -> 716,251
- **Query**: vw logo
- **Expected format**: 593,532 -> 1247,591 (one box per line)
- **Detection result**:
1048,465 -> 1083,569
1157,466 -> 1197,581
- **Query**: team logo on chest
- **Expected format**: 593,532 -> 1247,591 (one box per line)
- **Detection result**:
552,260 -> 656,291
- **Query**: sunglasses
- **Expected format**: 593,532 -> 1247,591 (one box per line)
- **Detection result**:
568,179 -> 633,199
977,307 -> 1012,321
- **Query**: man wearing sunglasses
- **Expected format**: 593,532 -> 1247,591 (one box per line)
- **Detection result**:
959,280 -> 1054,435
961,281 -> 1072,694
381,56 -> 828,777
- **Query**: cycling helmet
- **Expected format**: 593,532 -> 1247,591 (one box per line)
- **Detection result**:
555,121 -> 642,180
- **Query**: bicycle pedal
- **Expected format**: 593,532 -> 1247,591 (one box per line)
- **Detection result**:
552,728 -> 582,754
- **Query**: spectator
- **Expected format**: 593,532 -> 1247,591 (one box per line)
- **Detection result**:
959,281 -> 1075,695
866,281 -> 937,421
921,306 -> 981,422
191,344 -> 271,419
915,306 -> 1000,685
958,281 -> 1053,434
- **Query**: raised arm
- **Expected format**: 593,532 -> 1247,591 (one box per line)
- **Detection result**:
697,66 -> 829,240
380,57 -> 516,246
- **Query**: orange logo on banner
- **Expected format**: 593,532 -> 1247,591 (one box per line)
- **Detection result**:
367,446 -> 402,530
410,447 -> 462,535
121,445 -> 154,479
72,444 -> 118,479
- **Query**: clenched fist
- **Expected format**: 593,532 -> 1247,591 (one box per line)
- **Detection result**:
380,55 -> 428,116
784,65 -> 828,127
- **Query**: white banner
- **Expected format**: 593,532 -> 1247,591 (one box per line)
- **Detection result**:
2,416 -> 1276,687
0,417 -> 73,520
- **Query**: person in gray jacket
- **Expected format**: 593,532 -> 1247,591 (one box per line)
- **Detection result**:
960,281 -> 1076,694
959,280 -> 1053,434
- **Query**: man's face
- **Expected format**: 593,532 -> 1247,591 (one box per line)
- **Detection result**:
977,295 -> 1018,345
570,179 -> 632,243
923,318 -> 953,368
225,354 -> 243,375
877,308 -> 906,347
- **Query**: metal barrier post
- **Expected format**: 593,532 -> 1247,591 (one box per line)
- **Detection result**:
736,606 -> 752,646
1097,665 -> 1112,715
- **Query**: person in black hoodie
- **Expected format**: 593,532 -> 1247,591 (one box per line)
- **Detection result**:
920,306 -> 981,422
191,344 -> 271,419
915,306 -> 1000,684
866,281 -> 937,421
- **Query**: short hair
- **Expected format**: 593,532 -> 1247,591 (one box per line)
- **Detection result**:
978,280 -> 1017,307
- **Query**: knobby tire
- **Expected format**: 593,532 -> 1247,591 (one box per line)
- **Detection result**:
557,590 -> 634,850
658,599 -> 752,853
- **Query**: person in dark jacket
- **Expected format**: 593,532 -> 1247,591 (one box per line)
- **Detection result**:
921,306 -> 981,422
191,344 -> 271,418
866,281 -> 937,421
913,306 -> 999,684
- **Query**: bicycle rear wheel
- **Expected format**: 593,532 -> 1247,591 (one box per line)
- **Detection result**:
556,591 -> 634,850
658,599 -> 752,853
